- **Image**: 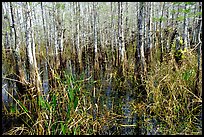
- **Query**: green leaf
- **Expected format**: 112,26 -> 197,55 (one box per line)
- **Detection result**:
178,8 -> 184,13
52,94 -> 57,110
45,101 -> 51,111
51,124 -> 57,135
182,69 -> 195,81
68,90 -> 74,102
195,12 -> 202,17
187,13 -> 195,18
74,97 -> 78,110
73,127 -> 77,135
176,16 -> 185,21
17,100 -> 29,113
10,105 -> 16,113
153,17 -> 160,22
61,4 -> 65,10
173,2 -> 183,5
39,96 -> 45,108
185,2 -> 196,5
61,123 -> 66,135
170,9 -> 177,14
160,17 -> 167,21
56,3 -> 61,9
39,96 -> 51,110
183,9 -> 191,14
67,105 -> 71,118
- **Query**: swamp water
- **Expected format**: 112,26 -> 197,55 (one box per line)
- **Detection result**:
2,63 -> 202,135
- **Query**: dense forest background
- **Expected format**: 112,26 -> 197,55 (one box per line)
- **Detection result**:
2,2 -> 202,135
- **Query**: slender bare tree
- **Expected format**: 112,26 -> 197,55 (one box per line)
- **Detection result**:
24,2 -> 43,134
135,2 -> 146,82
93,2 -> 100,79
195,2 -> 202,97
182,3 -> 188,50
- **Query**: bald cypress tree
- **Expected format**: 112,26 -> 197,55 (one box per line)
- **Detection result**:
135,2 -> 146,82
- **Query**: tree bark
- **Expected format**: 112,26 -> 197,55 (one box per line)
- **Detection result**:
195,2 -> 202,97
25,2 -> 43,134
135,2 -> 146,82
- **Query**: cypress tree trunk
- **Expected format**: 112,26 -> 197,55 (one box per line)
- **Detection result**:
159,2 -> 165,63
195,2 -> 202,97
93,2 -> 99,80
25,2 -> 43,134
135,2 -> 147,87
10,2 -> 26,96
183,3 -> 188,50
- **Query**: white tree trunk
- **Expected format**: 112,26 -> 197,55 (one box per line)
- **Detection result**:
93,2 -> 98,54
183,3 -> 188,49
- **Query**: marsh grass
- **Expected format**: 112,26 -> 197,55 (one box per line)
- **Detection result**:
2,69 -> 118,135
2,43 -> 202,135
137,49 -> 202,135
